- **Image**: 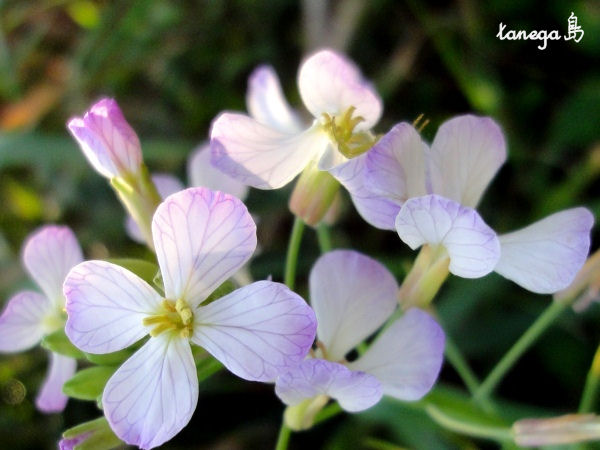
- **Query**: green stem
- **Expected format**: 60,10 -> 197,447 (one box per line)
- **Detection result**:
313,402 -> 343,425
425,405 -> 513,442
316,223 -> 332,254
474,300 -> 567,403
284,217 -> 305,290
579,342 -> 600,413
275,421 -> 292,450
444,335 -> 480,395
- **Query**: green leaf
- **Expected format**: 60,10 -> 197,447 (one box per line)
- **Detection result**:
204,279 -> 237,305
84,348 -> 132,366
40,329 -> 85,359
62,417 -> 123,450
63,366 -> 116,401
106,258 -> 159,286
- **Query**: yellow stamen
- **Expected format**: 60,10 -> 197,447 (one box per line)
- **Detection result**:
321,106 -> 377,158
143,298 -> 194,338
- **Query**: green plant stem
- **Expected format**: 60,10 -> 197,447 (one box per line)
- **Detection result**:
425,405 -> 513,442
275,421 -> 292,450
284,217 -> 305,290
313,402 -> 343,425
316,223 -> 332,253
474,300 -> 567,403
579,342 -> 600,413
444,335 -> 480,395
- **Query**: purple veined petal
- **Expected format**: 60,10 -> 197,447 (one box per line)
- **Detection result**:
36,352 -> 76,413
495,207 -> 594,294
192,280 -> 316,382
103,334 -> 198,450
348,308 -> 445,401
67,98 -> 142,178
126,173 -> 185,243
329,154 -> 401,230
210,112 -> 328,189
275,359 -> 382,412
187,143 -> 249,200
365,122 -> 428,202
246,65 -> 304,134
309,250 -> 398,361
22,225 -> 83,308
428,115 -> 506,208
0,291 -> 50,352
395,195 -> 501,278
64,261 -> 161,353
298,49 -> 382,129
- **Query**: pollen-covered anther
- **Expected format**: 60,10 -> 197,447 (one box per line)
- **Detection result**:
321,106 -> 377,159
143,298 -> 194,338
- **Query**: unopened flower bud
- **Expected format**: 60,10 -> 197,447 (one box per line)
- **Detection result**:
513,414 -> 600,447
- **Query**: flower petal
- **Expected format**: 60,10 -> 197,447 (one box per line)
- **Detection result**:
428,115 -> 506,208
36,352 -> 76,413
64,261 -> 161,353
187,143 -> 249,200
0,291 -> 50,352
192,281 -> 316,382
298,49 -> 382,129
395,195 -> 500,278
329,154 -> 401,230
275,359 -> 382,412
365,122 -> 428,202
309,250 -> 398,361
210,113 -> 327,189
103,335 -> 198,450
246,65 -> 303,134
495,208 -> 594,294
348,308 -> 445,401
22,225 -> 83,308
152,187 -> 256,307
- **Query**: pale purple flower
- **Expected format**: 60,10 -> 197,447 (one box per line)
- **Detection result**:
0,226 -> 81,412
64,187 -> 317,449
210,49 -> 382,189
275,250 -> 445,413
353,115 -> 594,293
67,98 -> 143,179
59,432 -> 90,450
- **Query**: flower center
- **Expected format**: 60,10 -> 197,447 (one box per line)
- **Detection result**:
142,299 -> 194,338
320,106 -> 377,158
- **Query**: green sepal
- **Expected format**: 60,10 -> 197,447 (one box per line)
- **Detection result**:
84,348 -> 131,366
40,329 -> 85,359
62,416 -> 122,450
63,366 -> 116,401
106,258 -> 159,286
204,279 -> 236,305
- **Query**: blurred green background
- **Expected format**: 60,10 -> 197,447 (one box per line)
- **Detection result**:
0,0 -> 599,448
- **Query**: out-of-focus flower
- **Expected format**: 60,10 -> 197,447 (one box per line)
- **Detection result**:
0,226 -> 81,412
555,249 -> 600,311
64,187 -> 317,449
274,250 -> 445,430
513,414 -> 600,447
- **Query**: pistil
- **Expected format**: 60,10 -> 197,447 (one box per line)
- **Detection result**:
321,106 -> 378,158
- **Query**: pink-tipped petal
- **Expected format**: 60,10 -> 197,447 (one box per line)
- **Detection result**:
22,225 -> 83,308
329,154 -> 401,230
187,144 -> 249,200
210,113 -> 327,189
103,335 -> 198,450
0,291 -> 50,352
495,208 -> 594,294
365,122 -> 428,202
349,308 -> 445,401
36,352 -> 76,413
309,250 -> 398,361
395,195 -> 500,278
429,115 -> 506,208
298,49 -> 382,129
246,65 -> 304,134
192,281 -> 316,382
275,359 -> 382,412
67,98 -> 142,178
64,261 -> 161,353
152,187 -> 256,307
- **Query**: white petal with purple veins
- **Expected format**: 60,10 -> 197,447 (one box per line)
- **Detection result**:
0,291 -> 50,352
429,115 -> 506,208
310,250 -> 398,361
192,281 -> 316,382
103,335 -> 198,450
152,187 -> 256,307
211,113 -> 328,189
64,261 -> 161,353
36,352 -> 76,413
22,225 -> 83,308
349,308 -> 445,401
395,195 -> 500,278
298,49 -> 382,129
246,65 -> 303,134
495,207 -> 594,294
275,359 -> 382,412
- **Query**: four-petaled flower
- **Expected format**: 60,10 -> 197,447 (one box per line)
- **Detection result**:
274,250 -> 445,429
0,226 -> 81,412
64,187 -> 317,449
